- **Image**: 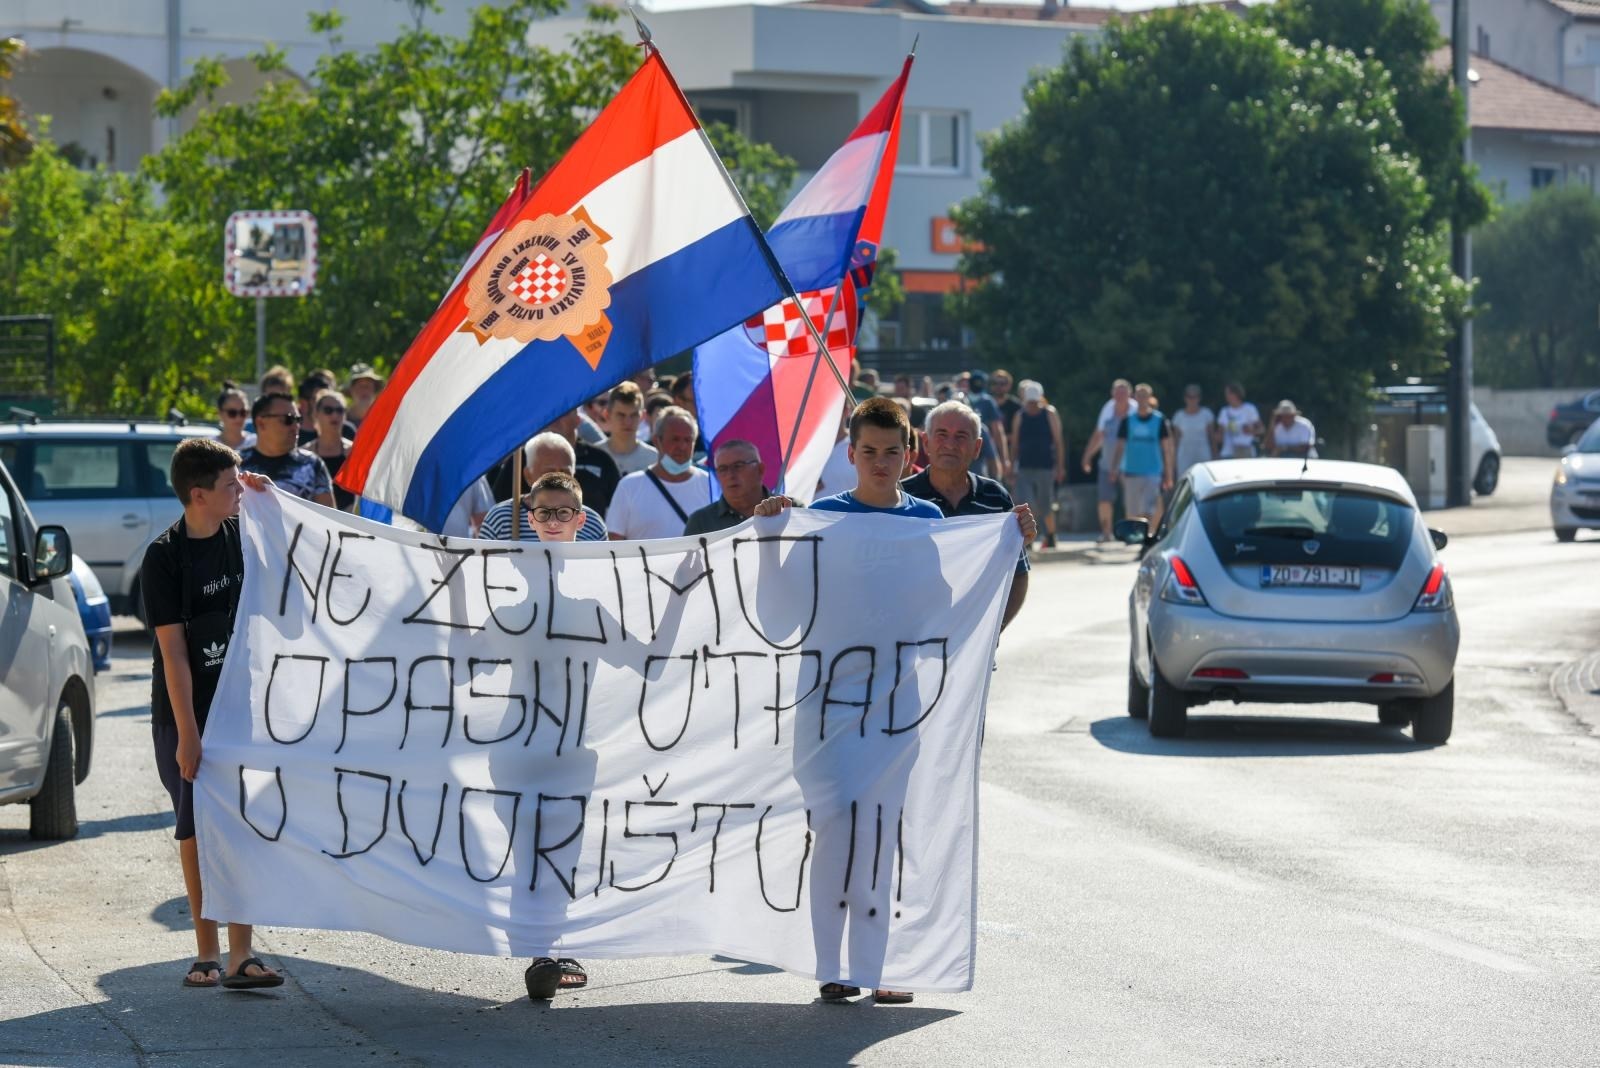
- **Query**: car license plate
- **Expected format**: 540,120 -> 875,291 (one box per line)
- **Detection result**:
1260,564 -> 1360,588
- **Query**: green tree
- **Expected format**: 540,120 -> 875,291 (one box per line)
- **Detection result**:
1474,186 -> 1600,389
0,36 -> 29,170
954,10 -> 1466,451
1261,0 -> 1492,234
0,141 -> 236,411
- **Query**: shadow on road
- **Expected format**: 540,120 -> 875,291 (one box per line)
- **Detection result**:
0,811 -> 175,857
1089,713 -> 1435,757
0,956 -> 959,1066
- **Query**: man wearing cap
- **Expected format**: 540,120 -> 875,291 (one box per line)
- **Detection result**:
345,363 -> 385,432
1266,399 -> 1317,459
964,371 -> 1012,481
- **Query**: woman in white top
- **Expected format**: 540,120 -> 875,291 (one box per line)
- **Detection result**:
1169,384 -> 1216,477
1217,382 -> 1263,458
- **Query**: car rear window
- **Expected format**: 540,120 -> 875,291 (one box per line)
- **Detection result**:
1198,487 -> 1414,569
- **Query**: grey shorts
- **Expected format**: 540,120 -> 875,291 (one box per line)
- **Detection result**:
1014,467 -> 1056,514
1096,461 -> 1116,504
1122,474 -> 1162,519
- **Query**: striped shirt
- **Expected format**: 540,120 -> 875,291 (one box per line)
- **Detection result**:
479,500 -> 607,542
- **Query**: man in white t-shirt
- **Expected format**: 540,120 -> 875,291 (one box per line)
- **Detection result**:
1266,399 -> 1317,458
606,406 -> 711,540
597,381 -> 659,476
1169,384 -> 1217,477
1217,382 -> 1263,459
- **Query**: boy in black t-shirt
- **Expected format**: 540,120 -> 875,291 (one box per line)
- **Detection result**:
141,438 -> 284,991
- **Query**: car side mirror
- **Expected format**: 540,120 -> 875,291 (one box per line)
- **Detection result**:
1113,518 -> 1150,545
1428,528 -> 1448,551
32,526 -> 71,583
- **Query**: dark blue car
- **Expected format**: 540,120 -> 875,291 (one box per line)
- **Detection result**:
68,556 -> 112,673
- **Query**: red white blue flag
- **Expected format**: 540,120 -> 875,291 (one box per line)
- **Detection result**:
693,55 -> 912,502
339,53 -> 789,530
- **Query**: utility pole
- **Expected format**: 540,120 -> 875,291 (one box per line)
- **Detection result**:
1447,0 -> 1474,507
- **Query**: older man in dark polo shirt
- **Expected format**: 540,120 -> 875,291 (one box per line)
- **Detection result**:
683,440 -> 771,536
901,400 -> 1033,628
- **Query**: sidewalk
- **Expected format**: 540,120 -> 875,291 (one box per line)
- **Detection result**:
1026,456 -> 1557,565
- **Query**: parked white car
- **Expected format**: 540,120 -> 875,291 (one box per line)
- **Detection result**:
0,419 -> 218,619
1551,421 -> 1600,542
0,453 -> 97,839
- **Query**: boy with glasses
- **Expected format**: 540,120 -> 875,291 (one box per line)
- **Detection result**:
516,470 -> 592,1000
239,392 -> 336,507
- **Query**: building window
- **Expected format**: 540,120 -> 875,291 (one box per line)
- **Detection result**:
1531,164 -> 1562,190
1476,27 -> 1491,57
1579,165 -> 1595,191
898,110 -> 965,174
692,98 -> 750,137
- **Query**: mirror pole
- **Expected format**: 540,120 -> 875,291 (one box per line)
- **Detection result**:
255,296 -> 267,383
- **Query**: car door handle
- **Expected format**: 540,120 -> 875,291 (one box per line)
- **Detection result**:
122,513 -> 147,528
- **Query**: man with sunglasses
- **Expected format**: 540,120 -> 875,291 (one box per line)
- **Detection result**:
239,392 -> 336,507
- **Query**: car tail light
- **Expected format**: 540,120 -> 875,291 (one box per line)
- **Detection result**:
1161,554 -> 1208,606
1368,672 -> 1423,684
1195,667 -> 1249,679
1413,563 -> 1452,612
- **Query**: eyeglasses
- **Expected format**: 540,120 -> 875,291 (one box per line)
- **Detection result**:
263,412 -> 302,425
221,408 -> 246,418
531,506 -> 581,523
318,405 -> 346,416
714,459 -> 759,477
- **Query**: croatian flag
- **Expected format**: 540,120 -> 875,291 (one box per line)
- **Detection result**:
338,52 -> 789,530
693,55 -> 912,502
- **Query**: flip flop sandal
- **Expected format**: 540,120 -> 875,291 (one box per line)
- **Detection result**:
556,958 -> 588,990
818,983 -> 861,1002
221,956 -> 284,990
874,990 -> 914,1005
526,958 -> 562,1001
182,960 -> 222,988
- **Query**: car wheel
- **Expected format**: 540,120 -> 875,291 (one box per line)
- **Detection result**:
1472,453 -> 1499,496
1127,659 -> 1150,719
1146,656 -> 1188,738
1556,527 -> 1578,543
1377,702 -> 1412,727
29,703 -> 79,840
1410,680 -> 1454,745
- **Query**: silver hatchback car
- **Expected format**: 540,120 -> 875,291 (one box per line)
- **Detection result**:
1120,460 -> 1460,743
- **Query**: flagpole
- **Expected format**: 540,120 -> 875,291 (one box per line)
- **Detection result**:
509,448 -> 522,542
776,49 -> 916,484
631,11 -> 855,402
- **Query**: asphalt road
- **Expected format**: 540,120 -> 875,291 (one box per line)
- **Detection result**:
3,462 -> 1597,1067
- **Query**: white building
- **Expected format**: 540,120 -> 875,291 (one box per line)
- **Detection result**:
1,0 -> 490,168
1430,0 -> 1600,103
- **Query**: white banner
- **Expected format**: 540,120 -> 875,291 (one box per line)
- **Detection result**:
196,489 -> 1017,992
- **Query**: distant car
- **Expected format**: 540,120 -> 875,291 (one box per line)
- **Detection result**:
1119,459 -> 1460,744
0,418 -> 218,620
1371,387 -> 1502,496
1551,420 -> 1600,542
68,555 -> 113,672
0,453 -> 96,839
1547,388 -> 1600,449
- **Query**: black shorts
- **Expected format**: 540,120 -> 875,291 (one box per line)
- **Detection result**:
152,720 -> 196,841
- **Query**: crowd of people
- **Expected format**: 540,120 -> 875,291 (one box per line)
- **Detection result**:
166,357 -> 1309,1000
169,360 -> 1039,1004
